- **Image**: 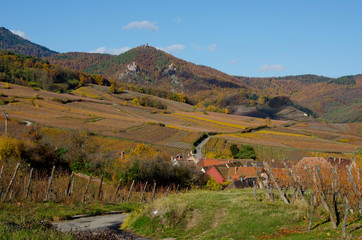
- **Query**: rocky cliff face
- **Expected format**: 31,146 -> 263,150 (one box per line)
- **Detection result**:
118,61 -> 139,82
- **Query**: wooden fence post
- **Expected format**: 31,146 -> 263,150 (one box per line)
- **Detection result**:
252,162 -> 272,201
140,182 -> 148,203
283,162 -> 307,206
25,168 -> 33,198
151,182 -> 156,201
165,186 -> 170,198
126,180 -> 135,202
97,175 -> 104,201
176,184 -> 180,194
328,163 -> 338,189
342,197 -> 350,238
65,172 -> 74,196
83,175 -> 92,203
46,166 -> 55,201
253,181 -> 257,201
114,178 -> 122,202
308,193 -> 314,231
2,163 -> 20,202
316,164 -> 337,229
346,165 -> 360,197
264,162 -> 289,204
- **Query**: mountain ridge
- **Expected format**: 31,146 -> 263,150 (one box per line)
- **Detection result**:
0,27 -> 57,57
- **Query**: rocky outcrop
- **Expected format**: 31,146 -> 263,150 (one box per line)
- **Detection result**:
118,61 -> 139,82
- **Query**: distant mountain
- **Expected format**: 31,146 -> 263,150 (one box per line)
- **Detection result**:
48,46 -> 246,96
0,27 -> 57,57
234,74 -> 362,123
47,46 -> 362,123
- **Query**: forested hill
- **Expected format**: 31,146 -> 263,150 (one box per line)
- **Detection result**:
48,46 -> 246,96
234,74 -> 362,123
45,52 -> 114,72
235,74 -> 361,86
0,27 -> 57,57
0,51 -> 109,92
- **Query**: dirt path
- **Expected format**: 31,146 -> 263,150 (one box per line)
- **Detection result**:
53,213 -> 149,239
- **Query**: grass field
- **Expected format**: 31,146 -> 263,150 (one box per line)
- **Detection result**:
123,189 -> 362,239
0,201 -> 139,240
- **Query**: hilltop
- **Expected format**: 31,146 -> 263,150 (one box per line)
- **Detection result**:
0,27 -> 57,57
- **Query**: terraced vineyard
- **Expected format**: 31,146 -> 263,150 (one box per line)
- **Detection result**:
0,82 -> 360,164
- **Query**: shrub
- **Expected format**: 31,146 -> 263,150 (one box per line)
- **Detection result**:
109,85 -> 115,94
205,177 -> 230,190
235,145 -> 256,159
0,136 -> 25,164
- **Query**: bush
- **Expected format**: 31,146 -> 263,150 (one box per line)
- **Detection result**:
205,177 -> 230,190
0,136 -> 25,164
109,85 -> 115,94
234,145 -> 256,160
106,144 -> 205,187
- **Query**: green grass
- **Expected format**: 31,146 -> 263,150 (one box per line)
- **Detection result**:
0,201 -> 140,240
123,189 -> 362,239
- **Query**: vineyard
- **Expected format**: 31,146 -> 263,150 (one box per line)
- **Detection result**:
251,159 -> 362,238
0,163 -> 188,205
201,136 -> 361,163
0,82 -> 360,165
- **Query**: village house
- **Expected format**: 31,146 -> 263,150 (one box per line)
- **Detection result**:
202,158 -> 292,189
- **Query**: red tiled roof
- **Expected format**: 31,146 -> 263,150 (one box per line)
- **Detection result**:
205,165 -> 225,183
228,167 -> 261,181
198,159 -> 238,168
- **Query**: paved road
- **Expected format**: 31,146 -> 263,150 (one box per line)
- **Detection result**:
194,136 -> 210,160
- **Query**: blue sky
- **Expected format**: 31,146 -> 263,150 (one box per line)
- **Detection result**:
2,0 -> 362,77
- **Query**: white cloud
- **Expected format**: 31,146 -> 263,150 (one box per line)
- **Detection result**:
122,20 -> 159,31
258,64 -> 284,72
90,46 -> 131,55
10,29 -> 30,40
206,44 -> 217,52
158,44 -> 186,53
229,59 -> 239,65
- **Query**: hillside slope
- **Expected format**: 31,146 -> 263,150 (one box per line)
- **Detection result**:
0,27 -> 57,57
0,50 -> 109,92
45,52 -> 113,72
235,75 -> 362,123
49,46 -> 246,95
0,82 -> 360,160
